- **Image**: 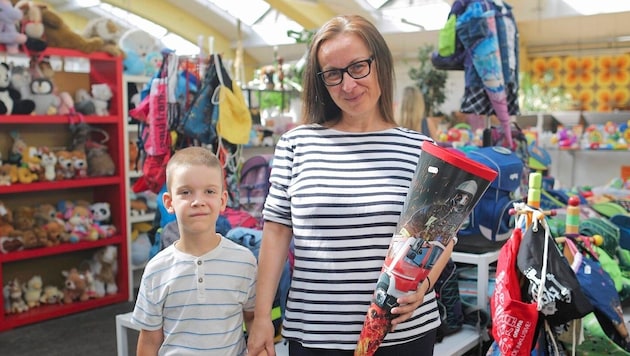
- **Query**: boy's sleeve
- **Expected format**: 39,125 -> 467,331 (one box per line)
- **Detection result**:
243,255 -> 258,312
131,266 -> 164,331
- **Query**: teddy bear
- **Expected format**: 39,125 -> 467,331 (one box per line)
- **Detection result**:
61,268 -> 89,304
90,246 -> 118,297
22,275 -> 42,308
12,205 -> 47,248
0,62 -> 35,115
82,17 -> 124,57
0,0 -> 27,54
40,5 -> 105,54
119,29 -> 162,75
54,150 -> 74,180
14,0 -> 46,52
39,285 -> 63,304
91,83 -> 112,116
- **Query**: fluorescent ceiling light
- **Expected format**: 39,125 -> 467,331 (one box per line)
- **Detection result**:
563,0 -> 630,16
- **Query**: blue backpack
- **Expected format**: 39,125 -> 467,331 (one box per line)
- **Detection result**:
226,227 -> 291,338
456,146 -> 524,253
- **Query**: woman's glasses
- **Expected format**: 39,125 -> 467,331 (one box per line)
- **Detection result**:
318,57 -> 374,86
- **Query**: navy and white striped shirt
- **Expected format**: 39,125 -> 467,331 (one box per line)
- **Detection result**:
132,236 -> 257,356
263,124 -> 440,350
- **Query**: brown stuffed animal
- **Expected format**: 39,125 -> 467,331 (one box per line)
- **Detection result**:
82,17 -> 124,57
61,268 -> 89,303
39,5 -> 104,53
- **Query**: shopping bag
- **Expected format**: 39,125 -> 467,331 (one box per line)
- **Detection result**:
490,226 -> 539,356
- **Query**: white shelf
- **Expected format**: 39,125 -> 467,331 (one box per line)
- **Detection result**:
451,249 -> 500,309
434,325 -> 481,356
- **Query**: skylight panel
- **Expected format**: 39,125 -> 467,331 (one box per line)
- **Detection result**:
205,0 -> 270,26
563,0 -> 630,16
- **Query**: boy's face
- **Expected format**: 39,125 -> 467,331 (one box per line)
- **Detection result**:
163,164 -> 227,238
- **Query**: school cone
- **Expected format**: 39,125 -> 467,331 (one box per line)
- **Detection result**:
354,142 -> 497,356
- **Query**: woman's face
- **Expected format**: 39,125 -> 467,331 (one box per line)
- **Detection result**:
317,33 -> 381,119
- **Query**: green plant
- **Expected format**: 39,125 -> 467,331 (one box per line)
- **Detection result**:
519,72 -> 576,113
408,44 -> 448,117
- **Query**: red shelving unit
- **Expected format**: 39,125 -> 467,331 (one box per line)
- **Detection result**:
0,47 -> 128,331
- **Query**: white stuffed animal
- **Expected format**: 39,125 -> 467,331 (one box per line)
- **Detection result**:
91,83 -> 112,116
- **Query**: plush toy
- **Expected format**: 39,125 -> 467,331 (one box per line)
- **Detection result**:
22,275 -> 42,308
61,268 -> 89,304
129,141 -> 139,171
39,147 -> 56,181
73,88 -> 95,115
12,205 -> 47,248
0,201 -> 14,237
30,78 -> 59,115
6,277 -> 28,313
131,222 -> 152,266
0,62 -> 35,115
70,150 -> 88,178
20,146 -> 40,182
91,83 -> 112,116
86,141 -> 115,177
90,246 -> 118,297
64,205 -> 99,243
9,64 -> 33,101
40,5 -> 104,54
0,164 -> 17,185
89,202 -> 116,238
56,91 -> 74,115
119,29 -> 162,75
39,285 -> 63,304
0,0 -> 27,54
14,0 -> 46,52
54,150 -> 74,180
82,17 -> 124,57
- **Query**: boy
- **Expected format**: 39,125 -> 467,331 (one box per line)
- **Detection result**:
132,147 -> 258,356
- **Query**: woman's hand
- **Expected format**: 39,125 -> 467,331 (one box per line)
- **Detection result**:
389,281 -> 429,331
247,317 -> 277,356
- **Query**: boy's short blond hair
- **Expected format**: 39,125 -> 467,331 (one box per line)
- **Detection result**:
165,147 -> 223,191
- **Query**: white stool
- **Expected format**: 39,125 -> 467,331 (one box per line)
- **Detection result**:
116,312 -> 139,356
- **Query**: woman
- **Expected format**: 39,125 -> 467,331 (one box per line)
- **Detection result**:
248,15 -> 454,356
399,85 -> 439,140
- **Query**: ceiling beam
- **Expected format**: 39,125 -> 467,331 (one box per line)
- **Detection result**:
100,0 -> 232,56
264,0 -> 336,30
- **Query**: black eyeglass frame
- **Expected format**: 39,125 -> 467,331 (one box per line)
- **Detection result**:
317,57 -> 375,86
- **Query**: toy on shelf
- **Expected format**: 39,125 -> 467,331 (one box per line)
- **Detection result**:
23,275 -> 43,309
5,278 -> 28,313
61,268 -> 89,304
40,6 -> 105,54
90,246 -> 118,297
0,0 -> 27,54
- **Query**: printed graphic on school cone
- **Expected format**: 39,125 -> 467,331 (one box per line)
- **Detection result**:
354,142 -> 498,356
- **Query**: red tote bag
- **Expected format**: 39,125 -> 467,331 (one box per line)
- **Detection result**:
491,226 -> 539,356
